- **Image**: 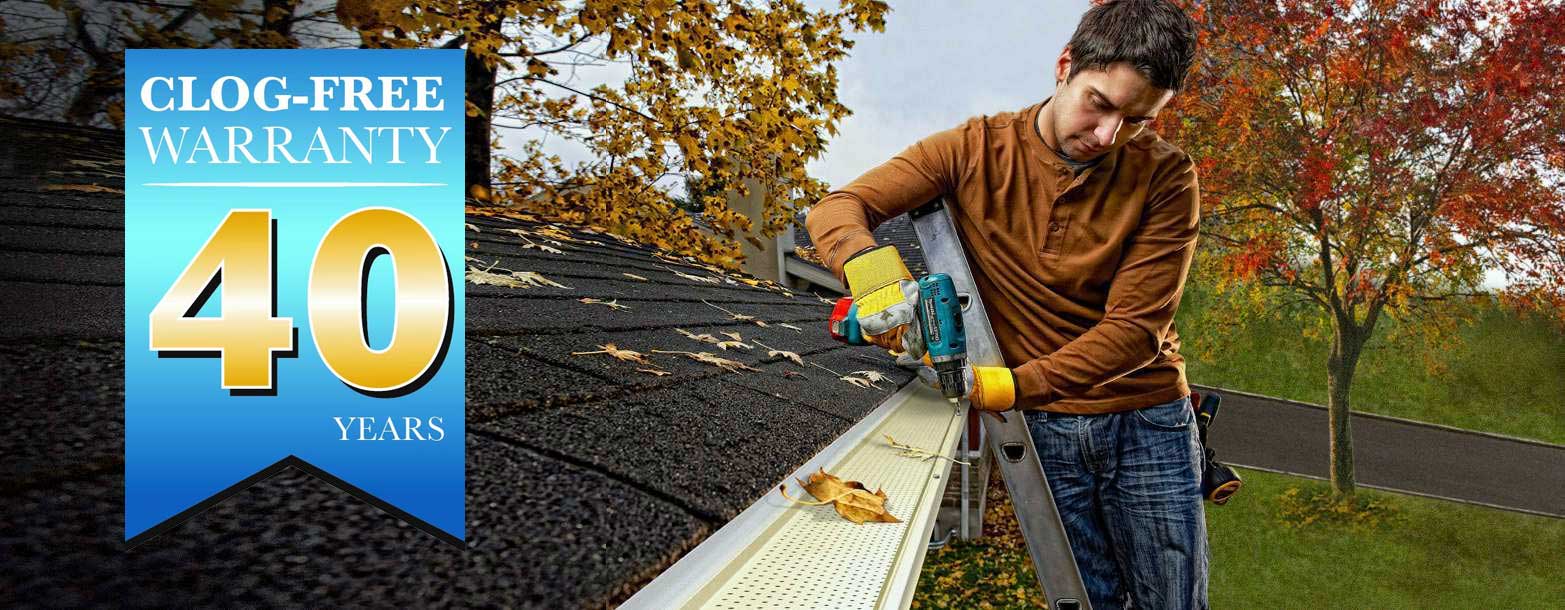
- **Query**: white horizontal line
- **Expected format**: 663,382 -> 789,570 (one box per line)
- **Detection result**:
142,182 -> 446,188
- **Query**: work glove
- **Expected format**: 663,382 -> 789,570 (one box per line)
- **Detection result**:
842,245 -> 926,358
915,361 -> 1016,412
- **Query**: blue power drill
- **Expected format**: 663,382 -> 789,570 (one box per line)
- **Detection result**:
828,273 -> 968,403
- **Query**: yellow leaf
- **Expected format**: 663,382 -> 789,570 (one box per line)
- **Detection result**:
779,468 -> 900,524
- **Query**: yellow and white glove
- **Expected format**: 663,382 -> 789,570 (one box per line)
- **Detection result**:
842,245 -> 926,358
915,361 -> 1017,412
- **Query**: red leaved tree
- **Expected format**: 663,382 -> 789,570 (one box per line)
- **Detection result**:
1163,0 -> 1565,494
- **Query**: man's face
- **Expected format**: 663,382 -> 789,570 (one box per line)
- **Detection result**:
1043,49 -> 1176,161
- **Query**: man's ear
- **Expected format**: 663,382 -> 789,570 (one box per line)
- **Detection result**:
1055,46 -> 1072,85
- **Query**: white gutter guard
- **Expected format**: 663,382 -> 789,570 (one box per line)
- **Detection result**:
621,380 -> 966,610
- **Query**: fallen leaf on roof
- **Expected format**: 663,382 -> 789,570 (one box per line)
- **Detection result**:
841,375 -> 876,389
721,331 -> 744,341
782,370 -> 805,379
850,370 -> 890,384
715,340 -> 751,350
465,223 -> 480,233
884,434 -> 969,465
667,268 -> 721,284
675,328 -> 722,344
754,340 -> 804,365
504,228 -> 566,254
523,242 -> 564,254
579,297 -> 630,310
535,225 -> 582,243
43,183 -> 122,194
702,300 -> 761,324
753,320 -> 769,327
622,273 -> 650,281
778,323 -> 803,332
571,343 -> 653,365
466,266 -> 573,289
638,368 -> 672,376
810,362 -> 881,389
778,468 -> 900,524
651,350 -> 760,373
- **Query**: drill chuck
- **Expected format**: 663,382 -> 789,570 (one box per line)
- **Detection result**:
935,361 -> 965,402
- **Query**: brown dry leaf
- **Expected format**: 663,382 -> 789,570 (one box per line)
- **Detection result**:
841,375 -> 876,389
651,350 -> 759,373
675,328 -> 721,344
754,340 -> 804,366
579,297 -> 630,310
701,300 -> 763,325
779,468 -> 900,524
849,370 -> 890,384
571,344 -> 653,366
778,323 -> 804,332
714,340 -> 751,350
505,228 -> 566,254
43,183 -> 122,194
782,370 -> 805,379
466,266 -> 573,289
672,269 -> 721,284
637,368 -> 672,376
884,434 -> 968,465
465,222 -> 481,233
721,331 -> 744,341
523,242 -> 564,254
623,273 -> 650,282
772,349 -> 804,366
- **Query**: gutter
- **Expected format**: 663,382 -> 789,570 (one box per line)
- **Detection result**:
621,381 -> 967,609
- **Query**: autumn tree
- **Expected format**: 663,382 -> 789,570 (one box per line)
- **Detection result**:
0,1 -> 331,127
339,0 -> 889,269
1163,0 -> 1565,494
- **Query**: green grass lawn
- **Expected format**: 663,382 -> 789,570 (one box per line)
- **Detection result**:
1175,279 -> 1565,445
914,468 -> 1565,609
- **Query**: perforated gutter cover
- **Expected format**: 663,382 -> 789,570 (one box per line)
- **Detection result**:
621,381 -> 966,610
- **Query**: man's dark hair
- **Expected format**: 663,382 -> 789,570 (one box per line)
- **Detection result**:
1066,0 -> 1199,91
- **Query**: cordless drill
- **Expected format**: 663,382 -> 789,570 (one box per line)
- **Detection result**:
828,273 -> 969,404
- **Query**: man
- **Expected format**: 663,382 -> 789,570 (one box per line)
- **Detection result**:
804,1 -> 1206,607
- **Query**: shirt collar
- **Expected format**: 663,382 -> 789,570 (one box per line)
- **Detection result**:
1024,98 -> 1119,180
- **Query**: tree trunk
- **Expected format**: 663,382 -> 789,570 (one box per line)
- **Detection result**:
1325,323 -> 1365,495
464,27 -> 497,203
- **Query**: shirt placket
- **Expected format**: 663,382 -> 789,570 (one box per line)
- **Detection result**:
1040,169 -> 1083,257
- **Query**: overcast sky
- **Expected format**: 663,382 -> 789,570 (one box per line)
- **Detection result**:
496,1 -> 1093,191
803,1 -> 1092,189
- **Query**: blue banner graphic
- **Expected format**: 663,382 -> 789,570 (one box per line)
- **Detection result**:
124,49 -> 465,542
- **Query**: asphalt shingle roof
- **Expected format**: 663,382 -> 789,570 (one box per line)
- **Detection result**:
792,209 -> 931,279
0,116 -> 914,608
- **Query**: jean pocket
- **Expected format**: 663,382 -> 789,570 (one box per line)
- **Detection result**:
1132,396 -> 1192,430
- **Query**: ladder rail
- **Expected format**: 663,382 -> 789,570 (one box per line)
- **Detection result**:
908,198 -> 1092,610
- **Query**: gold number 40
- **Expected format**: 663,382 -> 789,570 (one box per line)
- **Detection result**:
149,208 -> 452,392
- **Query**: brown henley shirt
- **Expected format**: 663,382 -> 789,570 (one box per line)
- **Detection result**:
805,100 -> 1200,414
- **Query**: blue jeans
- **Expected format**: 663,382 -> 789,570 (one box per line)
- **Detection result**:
1023,396 -> 1210,610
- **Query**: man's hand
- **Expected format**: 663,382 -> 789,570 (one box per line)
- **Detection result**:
842,245 -> 926,358
916,362 -> 1016,412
